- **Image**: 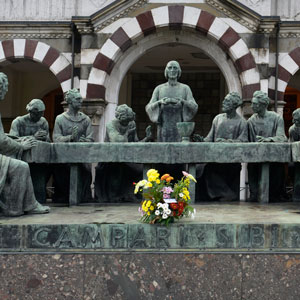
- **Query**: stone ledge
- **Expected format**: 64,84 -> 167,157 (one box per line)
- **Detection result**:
2,223 -> 300,252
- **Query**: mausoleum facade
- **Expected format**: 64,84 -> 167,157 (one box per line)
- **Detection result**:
1,0 -> 300,141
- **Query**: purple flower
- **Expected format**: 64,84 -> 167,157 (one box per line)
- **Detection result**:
138,206 -> 145,216
162,187 -> 173,194
163,193 -> 170,199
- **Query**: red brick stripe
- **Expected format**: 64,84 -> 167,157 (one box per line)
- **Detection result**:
86,84 -> 106,99
218,27 -> 240,52
24,40 -> 38,59
289,47 -> 300,67
242,83 -> 260,99
56,65 -> 72,83
235,53 -> 256,73
268,89 -> 284,101
136,11 -> 156,36
169,5 -> 184,29
42,47 -> 60,67
2,40 -> 14,58
278,65 -> 292,83
196,11 -> 215,35
93,53 -> 115,75
110,27 -> 132,53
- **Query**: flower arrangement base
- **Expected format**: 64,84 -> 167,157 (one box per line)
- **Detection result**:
135,169 -> 196,226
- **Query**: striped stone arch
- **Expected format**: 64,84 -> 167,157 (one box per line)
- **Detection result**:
0,39 -> 72,92
268,48 -> 300,101
86,5 -> 260,100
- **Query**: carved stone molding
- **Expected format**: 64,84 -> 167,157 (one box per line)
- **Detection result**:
206,0 -> 259,32
0,23 -> 72,40
93,0 -> 148,32
0,33 -> 71,39
246,0 -> 264,7
74,22 -> 93,34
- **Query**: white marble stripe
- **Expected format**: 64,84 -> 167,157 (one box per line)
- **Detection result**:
229,39 -> 249,61
208,17 -> 229,41
260,79 -> 269,93
80,79 -> 88,98
240,68 -> 260,86
33,42 -> 50,62
60,79 -> 71,93
122,17 -> 142,40
277,78 -> 288,93
151,6 -> 169,27
13,39 -> 26,57
0,43 -> 5,62
100,39 -> 120,60
50,55 -> 72,75
89,68 -> 107,85
268,76 -> 276,90
182,6 -> 201,27
279,54 -> 299,75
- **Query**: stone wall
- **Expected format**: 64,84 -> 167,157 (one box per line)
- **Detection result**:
1,253 -> 300,299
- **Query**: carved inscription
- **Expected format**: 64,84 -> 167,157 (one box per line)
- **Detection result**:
271,225 -> 279,248
55,228 -> 76,248
129,226 -> 148,248
33,227 -> 51,247
81,227 -> 103,248
23,224 -> 300,250
111,226 -> 127,248
239,225 -> 264,248
282,226 -> 300,248
156,227 -> 170,248
250,226 -> 264,247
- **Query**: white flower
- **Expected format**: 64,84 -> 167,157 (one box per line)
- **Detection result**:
162,213 -> 168,219
157,203 -> 162,208
155,210 -> 160,216
166,209 -> 171,215
162,203 -> 168,210
179,193 -> 184,198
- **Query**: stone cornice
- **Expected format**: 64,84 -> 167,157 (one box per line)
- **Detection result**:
206,0 -> 260,32
206,0 -> 284,34
92,0 -> 148,32
0,22 -> 72,39
279,22 -> 300,38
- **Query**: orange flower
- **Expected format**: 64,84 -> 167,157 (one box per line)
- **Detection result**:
161,174 -> 170,181
166,176 -> 174,182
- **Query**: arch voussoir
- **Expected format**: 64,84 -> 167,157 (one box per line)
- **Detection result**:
268,47 -> 300,101
0,38 -> 72,92
87,5 -> 260,100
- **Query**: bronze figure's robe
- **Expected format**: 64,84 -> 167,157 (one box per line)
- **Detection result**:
146,83 -> 198,142
0,114 -> 37,216
198,113 -> 248,201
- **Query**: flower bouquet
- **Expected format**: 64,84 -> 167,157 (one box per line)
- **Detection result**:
134,169 -> 196,225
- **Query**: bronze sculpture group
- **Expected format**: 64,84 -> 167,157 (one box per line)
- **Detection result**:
0,60 -> 298,217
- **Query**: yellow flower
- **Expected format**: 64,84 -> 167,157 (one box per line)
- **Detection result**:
150,205 -> 154,211
156,179 -> 160,184
184,178 -> 190,185
146,182 -> 153,188
134,179 -> 147,194
144,206 -> 148,212
147,169 -> 160,181
146,200 -> 151,207
182,171 -> 197,182
183,190 -> 189,196
147,211 -> 151,215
